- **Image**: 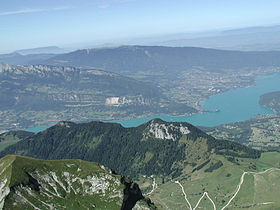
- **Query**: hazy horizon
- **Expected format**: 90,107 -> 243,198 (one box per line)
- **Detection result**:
1,0 -> 280,53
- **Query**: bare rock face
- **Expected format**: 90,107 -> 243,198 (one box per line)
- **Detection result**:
105,95 -> 152,107
145,119 -> 190,141
0,155 -> 155,210
0,64 -> 159,111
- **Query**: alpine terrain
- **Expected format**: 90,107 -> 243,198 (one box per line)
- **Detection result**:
0,155 -> 155,210
1,119 -> 279,209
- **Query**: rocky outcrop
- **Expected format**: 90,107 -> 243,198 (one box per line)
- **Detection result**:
105,95 -> 153,107
145,119 -> 190,141
0,155 -> 155,210
121,177 -> 144,210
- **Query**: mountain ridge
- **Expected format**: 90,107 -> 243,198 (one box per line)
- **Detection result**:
0,53 -> 55,65
15,46 -> 69,55
0,119 -> 261,179
0,155 -> 155,210
42,45 -> 280,75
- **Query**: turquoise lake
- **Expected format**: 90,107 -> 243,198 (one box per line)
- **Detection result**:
26,73 -> 280,132
25,125 -> 52,133
114,73 -> 280,127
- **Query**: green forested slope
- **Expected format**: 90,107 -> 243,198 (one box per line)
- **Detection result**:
0,119 -> 260,179
0,131 -> 33,152
260,91 -> 280,113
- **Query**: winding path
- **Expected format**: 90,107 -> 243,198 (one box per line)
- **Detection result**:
175,181 -> 192,210
221,168 -> 280,210
175,181 -> 216,210
145,177 -> 157,196
174,168 -> 280,210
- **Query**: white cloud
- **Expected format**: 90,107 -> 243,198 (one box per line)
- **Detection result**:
0,7 -> 71,16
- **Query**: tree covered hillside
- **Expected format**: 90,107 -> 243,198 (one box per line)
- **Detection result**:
0,119 -> 260,179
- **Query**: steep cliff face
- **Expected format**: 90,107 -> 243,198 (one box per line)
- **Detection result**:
0,155 -> 155,210
121,177 -> 147,210
0,64 -> 159,110
105,95 -> 152,106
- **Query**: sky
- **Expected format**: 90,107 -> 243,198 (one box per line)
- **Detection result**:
1,0 -> 280,53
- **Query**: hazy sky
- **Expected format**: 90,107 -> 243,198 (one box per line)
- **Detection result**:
1,0 -> 280,53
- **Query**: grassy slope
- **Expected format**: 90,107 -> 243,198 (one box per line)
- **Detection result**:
0,140 -> 20,152
0,131 -> 33,152
0,155 -> 154,210
144,152 -> 280,210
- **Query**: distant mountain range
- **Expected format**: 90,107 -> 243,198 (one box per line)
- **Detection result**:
157,25 -> 280,51
222,25 -> 280,35
0,52 -> 55,65
0,46 -> 69,65
15,46 -> 69,55
42,46 -> 280,75
2,45 -> 280,75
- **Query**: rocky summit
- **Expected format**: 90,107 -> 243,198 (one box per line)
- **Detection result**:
0,155 -> 155,210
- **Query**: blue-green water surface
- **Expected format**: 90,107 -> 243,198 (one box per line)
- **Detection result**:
115,73 -> 280,127
26,73 -> 280,131
25,125 -> 51,133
